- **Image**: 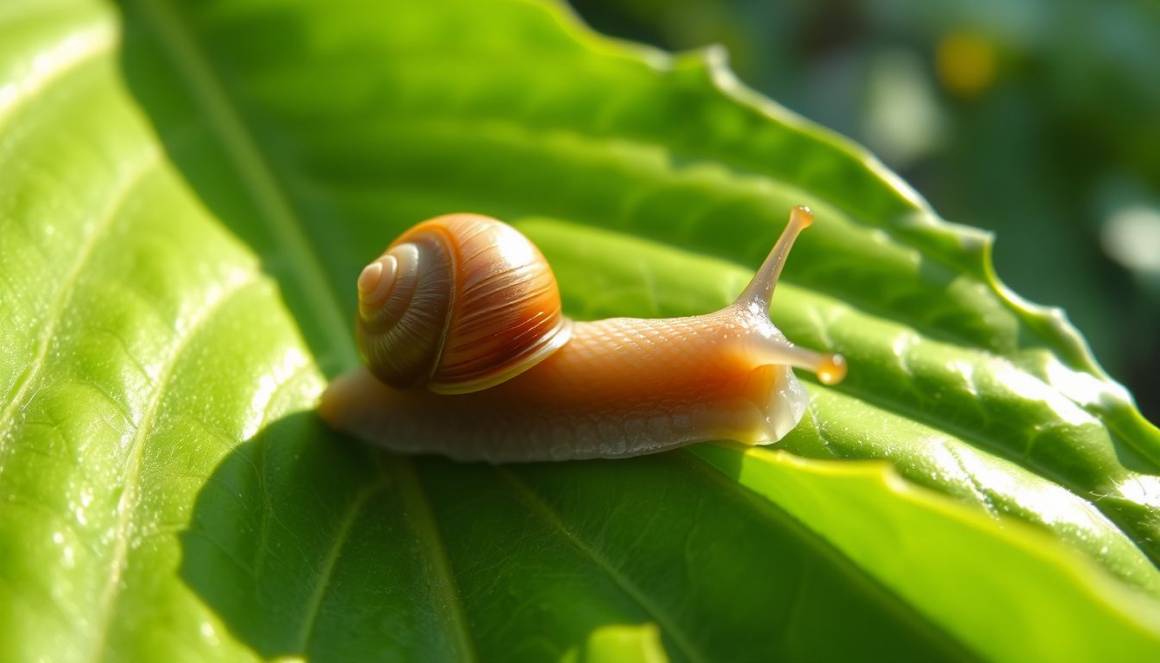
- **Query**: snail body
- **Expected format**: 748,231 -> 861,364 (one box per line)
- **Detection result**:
319,208 -> 845,463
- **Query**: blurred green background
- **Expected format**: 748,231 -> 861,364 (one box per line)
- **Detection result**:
569,0 -> 1160,421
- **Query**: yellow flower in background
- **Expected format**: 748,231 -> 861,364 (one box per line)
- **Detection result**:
937,31 -> 998,98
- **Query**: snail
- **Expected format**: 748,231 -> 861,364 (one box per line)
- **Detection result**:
319,206 -> 846,462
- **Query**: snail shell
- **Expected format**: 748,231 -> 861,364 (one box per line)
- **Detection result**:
356,214 -> 571,394
322,207 -> 845,462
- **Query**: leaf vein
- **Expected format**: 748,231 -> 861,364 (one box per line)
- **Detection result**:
677,448 -> 969,654
134,0 -> 355,372
0,150 -> 159,464
88,275 -> 258,661
496,467 -> 708,663
0,22 -> 114,126
294,477 -> 386,653
391,458 -> 479,662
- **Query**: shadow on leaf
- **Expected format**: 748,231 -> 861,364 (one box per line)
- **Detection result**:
179,411 -> 466,660
180,408 -> 962,661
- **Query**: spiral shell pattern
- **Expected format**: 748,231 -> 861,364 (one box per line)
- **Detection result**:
356,214 -> 571,393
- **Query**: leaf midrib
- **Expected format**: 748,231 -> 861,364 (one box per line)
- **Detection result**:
132,1 -> 478,658
129,0 -> 354,372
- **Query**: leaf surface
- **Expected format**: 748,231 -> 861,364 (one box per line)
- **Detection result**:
1,0 -> 1158,661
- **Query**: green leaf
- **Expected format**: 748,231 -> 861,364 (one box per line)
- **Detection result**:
1,0 -> 1158,661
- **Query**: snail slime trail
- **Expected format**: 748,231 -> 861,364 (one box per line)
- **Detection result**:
320,207 -> 846,462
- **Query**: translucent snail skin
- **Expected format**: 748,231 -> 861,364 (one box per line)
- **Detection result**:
319,206 -> 845,462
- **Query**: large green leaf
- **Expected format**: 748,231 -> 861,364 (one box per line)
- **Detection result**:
1,0 -> 1158,660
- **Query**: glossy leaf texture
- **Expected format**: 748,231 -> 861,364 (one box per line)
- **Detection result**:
1,0 -> 1159,661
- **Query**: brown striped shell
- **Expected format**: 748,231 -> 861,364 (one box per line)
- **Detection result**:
355,213 -> 572,394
